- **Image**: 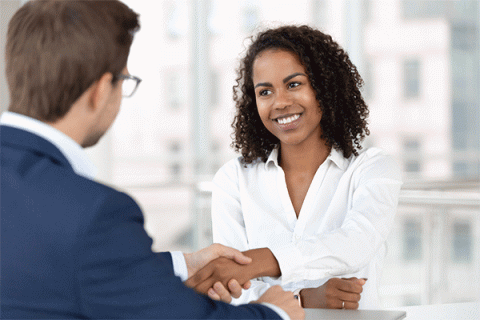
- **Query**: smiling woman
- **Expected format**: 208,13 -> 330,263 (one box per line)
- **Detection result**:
185,25 -> 403,311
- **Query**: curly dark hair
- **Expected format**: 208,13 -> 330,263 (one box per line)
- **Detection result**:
232,25 -> 369,163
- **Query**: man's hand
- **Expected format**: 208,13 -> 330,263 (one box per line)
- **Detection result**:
300,277 -> 366,309
185,256 -> 254,295
183,243 -> 252,279
206,279 -> 252,303
183,244 -> 252,303
252,286 -> 305,320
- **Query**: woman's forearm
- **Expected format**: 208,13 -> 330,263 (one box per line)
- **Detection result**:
242,248 -> 281,278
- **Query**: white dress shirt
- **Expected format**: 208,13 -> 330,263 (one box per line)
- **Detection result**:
212,146 -> 403,309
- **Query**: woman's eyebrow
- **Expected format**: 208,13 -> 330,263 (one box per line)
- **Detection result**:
254,82 -> 272,89
254,72 -> 307,89
283,72 -> 307,83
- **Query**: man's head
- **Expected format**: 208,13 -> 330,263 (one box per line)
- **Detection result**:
6,0 -> 140,123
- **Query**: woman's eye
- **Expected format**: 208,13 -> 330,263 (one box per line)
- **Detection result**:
259,89 -> 271,96
288,82 -> 301,89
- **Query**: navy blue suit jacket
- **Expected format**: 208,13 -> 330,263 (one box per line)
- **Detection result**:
0,125 -> 280,319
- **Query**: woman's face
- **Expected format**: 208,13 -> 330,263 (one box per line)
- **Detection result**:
252,49 -> 323,148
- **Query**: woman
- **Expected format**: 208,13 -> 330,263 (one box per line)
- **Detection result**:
186,25 -> 402,310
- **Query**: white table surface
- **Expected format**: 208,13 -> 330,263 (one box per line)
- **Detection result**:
390,302 -> 479,320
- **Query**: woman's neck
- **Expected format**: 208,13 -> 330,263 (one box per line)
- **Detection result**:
279,138 -> 331,173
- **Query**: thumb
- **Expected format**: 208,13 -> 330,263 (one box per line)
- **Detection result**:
219,246 -> 252,265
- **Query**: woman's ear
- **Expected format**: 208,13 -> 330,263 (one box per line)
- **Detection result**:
88,72 -> 114,113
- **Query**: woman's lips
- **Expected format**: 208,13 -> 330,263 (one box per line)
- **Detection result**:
273,113 -> 302,130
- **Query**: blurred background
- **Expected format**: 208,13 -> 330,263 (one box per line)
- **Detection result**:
1,0 -> 479,309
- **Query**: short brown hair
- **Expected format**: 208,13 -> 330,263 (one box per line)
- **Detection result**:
232,25 -> 369,163
6,0 -> 140,122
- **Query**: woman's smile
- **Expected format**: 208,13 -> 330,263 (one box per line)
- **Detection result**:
273,113 -> 303,130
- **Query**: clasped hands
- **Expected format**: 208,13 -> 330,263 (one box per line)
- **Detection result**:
182,244 -> 257,303
184,245 -> 366,309
185,255 -> 254,302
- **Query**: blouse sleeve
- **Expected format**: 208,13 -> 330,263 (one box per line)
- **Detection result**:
269,150 -> 403,284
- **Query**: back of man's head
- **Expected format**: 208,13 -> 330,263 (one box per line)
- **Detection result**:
6,0 -> 140,122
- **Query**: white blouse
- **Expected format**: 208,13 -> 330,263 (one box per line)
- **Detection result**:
211,147 -> 403,309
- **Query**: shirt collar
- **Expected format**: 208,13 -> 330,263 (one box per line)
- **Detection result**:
265,146 -> 280,169
264,145 -> 348,171
328,147 -> 348,170
0,111 -> 97,179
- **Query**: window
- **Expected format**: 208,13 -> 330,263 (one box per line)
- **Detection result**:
210,140 -> 222,173
165,0 -> 188,39
403,294 -> 421,307
403,0 -> 447,20
452,221 -> 472,263
313,0 -> 327,27
363,0 -> 372,23
403,219 -> 422,261
403,0 -> 479,22
242,6 -> 258,33
404,59 -> 420,99
210,70 -> 219,106
363,59 -> 373,100
403,138 -> 421,173
167,72 -> 185,110
169,141 -> 182,178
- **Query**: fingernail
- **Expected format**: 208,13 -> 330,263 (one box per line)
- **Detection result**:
208,288 -> 215,296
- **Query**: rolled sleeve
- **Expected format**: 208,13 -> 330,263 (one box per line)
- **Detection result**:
269,243 -> 304,285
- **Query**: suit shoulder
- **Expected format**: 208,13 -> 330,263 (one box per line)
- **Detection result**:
65,173 -> 139,211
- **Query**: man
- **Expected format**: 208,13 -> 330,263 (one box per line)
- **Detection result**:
0,1 -> 304,319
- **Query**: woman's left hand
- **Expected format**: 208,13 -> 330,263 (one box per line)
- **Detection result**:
300,277 -> 366,309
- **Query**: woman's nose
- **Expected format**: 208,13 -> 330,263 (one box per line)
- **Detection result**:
273,89 -> 292,110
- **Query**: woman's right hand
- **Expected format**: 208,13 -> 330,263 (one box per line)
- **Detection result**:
300,277 -> 366,309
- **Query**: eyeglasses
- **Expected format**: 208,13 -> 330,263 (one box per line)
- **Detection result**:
117,74 -> 142,98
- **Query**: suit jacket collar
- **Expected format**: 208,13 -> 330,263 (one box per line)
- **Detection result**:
1,125 -> 73,171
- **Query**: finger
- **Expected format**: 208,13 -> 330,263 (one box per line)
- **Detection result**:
185,266 -> 214,288
195,278 -> 219,295
343,300 -> 360,310
208,288 -> 221,301
336,291 -> 361,303
228,279 -> 243,299
243,280 -> 251,290
213,281 -> 233,303
342,277 -> 367,286
336,279 -> 363,293
218,246 -> 252,265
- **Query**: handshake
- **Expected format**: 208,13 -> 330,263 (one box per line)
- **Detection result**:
183,243 -> 303,319
183,244 -> 367,320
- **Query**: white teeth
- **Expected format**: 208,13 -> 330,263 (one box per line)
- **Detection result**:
277,114 -> 300,125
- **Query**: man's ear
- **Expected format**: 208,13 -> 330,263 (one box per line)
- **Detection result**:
89,72 -> 114,113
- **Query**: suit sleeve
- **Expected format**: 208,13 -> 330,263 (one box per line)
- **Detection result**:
76,191 -> 281,319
